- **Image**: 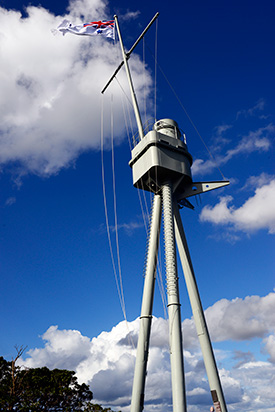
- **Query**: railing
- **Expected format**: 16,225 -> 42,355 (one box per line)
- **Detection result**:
132,118 -> 188,147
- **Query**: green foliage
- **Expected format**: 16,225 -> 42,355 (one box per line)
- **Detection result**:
84,404 -> 120,412
0,354 -> 94,411
16,367 -> 93,411
0,356 -> 13,409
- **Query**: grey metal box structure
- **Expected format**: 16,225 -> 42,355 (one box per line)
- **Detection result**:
129,119 -> 193,194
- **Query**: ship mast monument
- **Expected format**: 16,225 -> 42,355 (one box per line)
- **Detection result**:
102,14 -> 229,412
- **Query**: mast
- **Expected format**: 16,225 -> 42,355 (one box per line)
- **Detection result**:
102,14 -> 229,412
114,15 -> 144,141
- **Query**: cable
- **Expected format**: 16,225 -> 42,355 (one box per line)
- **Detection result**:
100,94 -> 126,321
103,92 -> 138,350
154,18 -> 158,122
143,38 -> 147,125
120,90 -> 168,319
110,32 -> 169,320
146,44 -> 226,181
115,52 -> 168,320
110,95 -> 127,322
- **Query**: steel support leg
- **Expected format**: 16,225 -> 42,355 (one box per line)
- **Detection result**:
162,183 -> 187,412
130,194 -> 162,412
173,201 -> 228,412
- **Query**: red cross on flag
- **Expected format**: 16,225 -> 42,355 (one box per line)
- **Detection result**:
55,19 -> 115,39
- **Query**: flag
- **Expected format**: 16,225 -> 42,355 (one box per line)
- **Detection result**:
56,19 -> 115,39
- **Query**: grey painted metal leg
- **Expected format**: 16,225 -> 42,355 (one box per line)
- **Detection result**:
130,194 -> 162,412
162,183 -> 187,412
173,201 -> 228,412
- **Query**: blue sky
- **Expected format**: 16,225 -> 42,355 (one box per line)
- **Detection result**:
0,0 -> 275,411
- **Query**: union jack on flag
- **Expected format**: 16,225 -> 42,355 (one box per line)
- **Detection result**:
55,19 -> 115,39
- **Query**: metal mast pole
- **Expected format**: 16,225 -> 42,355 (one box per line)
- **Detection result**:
173,201 -> 228,412
114,15 -> 144,141
130,195 -> 162,412
162,182 -> 187,412
102,13 -> 229,412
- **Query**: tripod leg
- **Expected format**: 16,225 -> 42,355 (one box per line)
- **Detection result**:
131,194 -> 162,412
162,183 -> 187,412
173,201 -> 228,412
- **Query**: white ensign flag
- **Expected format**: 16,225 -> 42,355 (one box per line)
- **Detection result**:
55,19 -> 114,39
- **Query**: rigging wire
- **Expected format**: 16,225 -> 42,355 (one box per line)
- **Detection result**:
145,44 -> 226,181
101,94 -> 137,351
115,77 -> 135,113
119,82 -> 149,231
100,94 -> 127,321
110,95 -> 127,322
154,18 -> 158,122
117,76 -> 153,234
117,79 -> 168,318
118,27 -> 168,318
152,23 -> 168,316
99,19 -> 169,352
103,22 -> 169,321
103,36 -> 139,350
143,38 -> 147,126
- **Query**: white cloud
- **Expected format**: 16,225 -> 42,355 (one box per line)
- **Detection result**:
232,360 -> 275,410
223,125 -> 272,160
263,334 -> 275,363
214,124 -> 232,137
67,0 -> 107,19
109,220 -> 145,235
182,293 -> 275,351
18,292 -> 275,411
200,195 -> 234,224
210,124 -> 232,153
192,158 -> 216,176
236,98 -> 266,119
21,325 -> 92,371
192,123 -> 274,176
0,1 -> 152,178
120,11 -> 141,21
200,179 -> 275,235
5,196 -> 16,206
205,293 -> 275,342
240,172 -> 275,191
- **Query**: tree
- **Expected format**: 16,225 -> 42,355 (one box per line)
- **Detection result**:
0,352 -> 94,411
84,404 -> 118,412
0,346 -> 27,411
0,355 -> 12,409
16,367 -> 93,411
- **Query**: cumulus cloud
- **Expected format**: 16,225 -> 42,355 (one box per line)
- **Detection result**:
21,325 -> 92,371
199,178 -> 275,234
181,293 -> 275,351
205,293 -> 275,342
67,0 -> 106,19
0,1 -> 152,178
18,292 -> 275,411
232,350 -> 255,369
232,360 -> 275,410
263,334 -> 275,363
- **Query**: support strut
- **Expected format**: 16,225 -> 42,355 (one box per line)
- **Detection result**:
130,195 -> 162,412
162,183 -> 187,412
174,201 -> 228,412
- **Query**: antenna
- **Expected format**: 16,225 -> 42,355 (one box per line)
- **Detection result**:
102,14 -> 229,412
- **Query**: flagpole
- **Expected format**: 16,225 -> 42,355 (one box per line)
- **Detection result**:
101,13 -> 159,95
114,15 -> 144,141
